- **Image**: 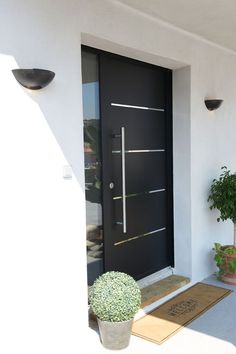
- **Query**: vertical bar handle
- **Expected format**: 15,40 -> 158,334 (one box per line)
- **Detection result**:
121,127 -> 127,233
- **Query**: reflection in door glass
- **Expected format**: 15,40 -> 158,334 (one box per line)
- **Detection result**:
81,49 -> 103,285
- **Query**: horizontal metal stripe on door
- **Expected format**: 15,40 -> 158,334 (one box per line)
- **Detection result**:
112,149 -> 165,154
111,103 -> 165,112
114,227 -> 166,246
113,189 -> 166,200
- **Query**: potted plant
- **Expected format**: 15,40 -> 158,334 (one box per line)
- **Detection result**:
89,271 -> 141,350
208,166 -> 236,284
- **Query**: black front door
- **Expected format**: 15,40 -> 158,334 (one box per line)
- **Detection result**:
99,50 -> 174,279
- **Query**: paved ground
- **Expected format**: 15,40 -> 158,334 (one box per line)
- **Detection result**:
87,275 -> 236,353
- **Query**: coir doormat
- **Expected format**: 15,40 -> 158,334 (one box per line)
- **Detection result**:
132,282 -> 232,344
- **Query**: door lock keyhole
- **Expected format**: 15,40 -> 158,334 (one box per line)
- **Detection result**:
109,182 -> 114,189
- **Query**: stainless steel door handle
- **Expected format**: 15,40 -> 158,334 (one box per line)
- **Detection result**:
121,127 -> 127,233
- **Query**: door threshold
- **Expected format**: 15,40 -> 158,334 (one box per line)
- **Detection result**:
140,274 -> 190,309
137,266 -> 174,289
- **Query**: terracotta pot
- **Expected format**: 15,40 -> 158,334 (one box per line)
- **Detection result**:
221,245 -> 236,285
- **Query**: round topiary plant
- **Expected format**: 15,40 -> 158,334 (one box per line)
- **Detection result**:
89,271 -> 141,322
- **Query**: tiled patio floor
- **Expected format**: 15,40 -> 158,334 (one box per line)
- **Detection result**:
87,275 -> 236,353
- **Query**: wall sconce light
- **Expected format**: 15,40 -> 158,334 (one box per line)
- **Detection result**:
204,99 -> 223,111
12,68 -> 55,90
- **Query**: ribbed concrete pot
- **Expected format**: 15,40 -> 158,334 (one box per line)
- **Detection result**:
97,318 -> 133,350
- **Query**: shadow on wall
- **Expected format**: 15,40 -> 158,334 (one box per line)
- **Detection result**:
0,3 -> 89,353
0,0 -> 84,184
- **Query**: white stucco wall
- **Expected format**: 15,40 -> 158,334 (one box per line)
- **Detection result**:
1,0 -> 236,352
173,66 -> 192,278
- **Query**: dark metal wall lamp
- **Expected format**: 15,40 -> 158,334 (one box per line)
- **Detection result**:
12,68 -> 55,90
205,99 -> 223,111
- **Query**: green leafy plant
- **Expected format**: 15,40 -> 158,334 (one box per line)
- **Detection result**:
208,166 -> 236,247
89,271 -> 141,322
213,242 -> 236,279
208,167 -> 236,280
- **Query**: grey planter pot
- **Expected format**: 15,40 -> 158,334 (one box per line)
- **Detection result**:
97,317 -> 134,350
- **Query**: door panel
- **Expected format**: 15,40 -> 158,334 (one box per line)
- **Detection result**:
114,192 -> 167,242
83,46 -> 173,280
111,108 -> 166,151
99,51 -> 173,279
101,55 -> 166,108
106,232 -> 169,279
112,152 -> 166,196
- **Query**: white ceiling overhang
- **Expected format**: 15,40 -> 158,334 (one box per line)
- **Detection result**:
116,0 -> 236,53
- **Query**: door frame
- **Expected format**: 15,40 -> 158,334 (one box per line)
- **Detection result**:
82,44 -> 174,279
